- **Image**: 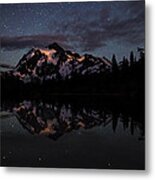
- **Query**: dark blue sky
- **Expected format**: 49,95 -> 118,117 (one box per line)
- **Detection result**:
0,1 -> 145,65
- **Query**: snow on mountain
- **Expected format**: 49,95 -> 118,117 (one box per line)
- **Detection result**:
8,43 -> 112,83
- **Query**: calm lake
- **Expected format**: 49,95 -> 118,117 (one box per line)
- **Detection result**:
0,96 -> 145,169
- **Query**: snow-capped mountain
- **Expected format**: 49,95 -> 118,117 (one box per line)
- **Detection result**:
9,42 -> 112,83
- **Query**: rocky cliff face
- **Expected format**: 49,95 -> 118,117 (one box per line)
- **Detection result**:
6,42 -> 111,83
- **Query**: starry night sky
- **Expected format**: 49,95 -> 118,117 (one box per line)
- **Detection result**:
0,1 -> 145,66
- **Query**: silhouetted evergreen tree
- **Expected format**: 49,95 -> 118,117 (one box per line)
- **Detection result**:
1,48 -> 145,98
111,54 -> 118,73
120,56 -> 129,71
130,51 -> 134,67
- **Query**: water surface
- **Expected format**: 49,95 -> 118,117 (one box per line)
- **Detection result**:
0,97 -> 145,169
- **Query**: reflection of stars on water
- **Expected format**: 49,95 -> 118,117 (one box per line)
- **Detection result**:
38,157 -> 42,161
107,162 -> 111,167
10,122 -> 15,128
78,131 -> 82,135
2,156 -> 6,160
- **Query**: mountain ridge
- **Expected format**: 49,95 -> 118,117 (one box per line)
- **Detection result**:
3,42 -> 112,83
0,43 -> 144,98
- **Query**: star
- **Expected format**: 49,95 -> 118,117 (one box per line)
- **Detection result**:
0,1 -> 145,65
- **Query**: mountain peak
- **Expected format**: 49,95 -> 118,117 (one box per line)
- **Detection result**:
10,43 -> 112,82
47,42 -> 64,52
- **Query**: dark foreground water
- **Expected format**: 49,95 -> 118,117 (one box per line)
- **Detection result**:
0,96 -> 145,169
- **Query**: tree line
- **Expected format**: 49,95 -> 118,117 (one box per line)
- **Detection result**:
1,49 -> 145,100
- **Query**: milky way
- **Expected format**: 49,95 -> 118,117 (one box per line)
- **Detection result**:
0,1 -> 145,65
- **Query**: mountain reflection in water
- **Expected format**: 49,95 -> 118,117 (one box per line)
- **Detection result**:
2,99 -> 144,141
